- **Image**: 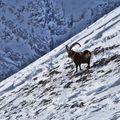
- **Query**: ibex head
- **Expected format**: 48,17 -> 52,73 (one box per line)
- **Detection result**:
66,42 -> 81,57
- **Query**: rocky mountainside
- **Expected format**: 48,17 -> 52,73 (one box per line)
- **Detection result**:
0,6 -> 120,120
0,0 -> 120,80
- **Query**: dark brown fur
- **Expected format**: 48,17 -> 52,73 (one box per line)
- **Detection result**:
66,42 -> 91,72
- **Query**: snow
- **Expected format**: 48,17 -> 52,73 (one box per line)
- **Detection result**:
0,5 -> 120,120
1,0 -> 120,80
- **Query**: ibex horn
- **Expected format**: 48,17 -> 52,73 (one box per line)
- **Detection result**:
70,42 -> 81,50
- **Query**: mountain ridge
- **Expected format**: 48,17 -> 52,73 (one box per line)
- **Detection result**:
0,6 -> 120,120
0,0 -> 120,80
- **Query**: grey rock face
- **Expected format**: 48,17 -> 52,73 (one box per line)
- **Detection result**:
0,0 -> 120,80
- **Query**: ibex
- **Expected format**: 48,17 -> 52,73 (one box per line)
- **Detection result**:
66,42 -> 91,72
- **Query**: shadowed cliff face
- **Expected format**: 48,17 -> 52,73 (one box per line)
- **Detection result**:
0,0 -> 120,80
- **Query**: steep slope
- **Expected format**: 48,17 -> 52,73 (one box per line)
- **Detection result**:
0,0 -> 120,80
0,6 -> 120,120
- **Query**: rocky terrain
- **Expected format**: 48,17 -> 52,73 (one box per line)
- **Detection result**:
0,0 -> 120,80
0,6 -> 120,120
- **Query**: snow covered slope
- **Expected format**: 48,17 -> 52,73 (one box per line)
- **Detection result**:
0,6 -> 120,120
0,0 -> 120,80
